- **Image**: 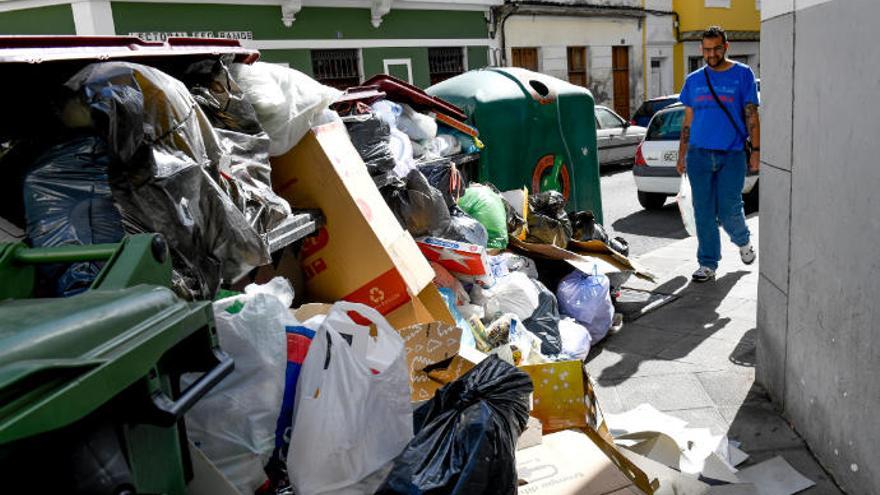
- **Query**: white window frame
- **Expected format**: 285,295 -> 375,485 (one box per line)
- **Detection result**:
383,58 -> 413,84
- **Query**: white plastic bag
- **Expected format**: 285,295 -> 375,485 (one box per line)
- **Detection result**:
388,127 -> 417,178
371,100 -> 402,128
558,317 -> 592,361
471,271 -> 541,321
184,277 -> 295,494
288,302 -> 413,495
677,173 -> 697,236
231,62 -> 341,156
397,103 -> 437,141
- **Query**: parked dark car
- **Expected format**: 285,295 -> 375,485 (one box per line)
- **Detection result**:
630,94 -> 680,127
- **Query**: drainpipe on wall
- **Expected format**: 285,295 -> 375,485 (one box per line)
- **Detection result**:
490,3 -> 519,67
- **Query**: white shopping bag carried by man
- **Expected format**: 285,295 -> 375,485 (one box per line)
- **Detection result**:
677,173 -> 697,237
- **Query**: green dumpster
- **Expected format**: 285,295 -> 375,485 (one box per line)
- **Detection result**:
0,234 -> 232,494
428,67 -> 603,223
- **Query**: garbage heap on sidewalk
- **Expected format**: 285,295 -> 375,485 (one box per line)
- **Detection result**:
2,44 -> 661,495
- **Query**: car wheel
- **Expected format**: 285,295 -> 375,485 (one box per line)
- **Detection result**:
637,191 -> 667,210
744,181 -> 760,213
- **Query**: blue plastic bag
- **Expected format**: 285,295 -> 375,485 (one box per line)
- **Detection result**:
556,266 -> 614,343
439,287 -> 477,349
23,136 -> 125,296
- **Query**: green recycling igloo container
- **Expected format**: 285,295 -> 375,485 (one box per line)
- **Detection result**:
428,67 -> 603,223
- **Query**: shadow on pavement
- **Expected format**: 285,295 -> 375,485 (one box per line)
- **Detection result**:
599,163 -> 633,177
611,205 -> 689,240
725,381 -> 845,493
590,271 -> 748,385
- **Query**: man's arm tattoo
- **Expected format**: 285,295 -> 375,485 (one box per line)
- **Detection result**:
679,124 -> 691,152
745,104 -> 760,146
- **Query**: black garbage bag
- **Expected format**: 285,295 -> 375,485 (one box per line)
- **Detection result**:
526,191 -> 572,248
381,168 -> 452,238
442,207 -> 489,247
182,58 -> 291,235
377,356 -> 533,495
417,160 -> 464,208
22,136 -> 125,297
523,279 -> 563,355
569,210 -> 630,256
66,62 -> 271,297
342,112 -> 397,187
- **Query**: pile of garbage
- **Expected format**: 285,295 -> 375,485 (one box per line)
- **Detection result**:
4,49 -> 657,495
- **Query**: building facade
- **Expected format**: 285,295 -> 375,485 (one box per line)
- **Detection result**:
758,1 -> 878,493
672,0 -> 761,91
0,0 -> 502,89
493,0 -> 675,120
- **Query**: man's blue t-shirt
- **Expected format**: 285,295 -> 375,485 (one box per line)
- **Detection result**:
679,62 -> 759,151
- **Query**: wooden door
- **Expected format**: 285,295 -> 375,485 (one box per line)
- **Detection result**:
512,47 -> 539,71
612,46 -> 630,119
567,46 -> 588,87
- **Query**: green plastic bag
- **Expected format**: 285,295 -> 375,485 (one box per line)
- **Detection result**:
458,184 -> 509,249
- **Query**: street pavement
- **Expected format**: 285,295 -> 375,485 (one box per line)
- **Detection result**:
587,216 -> 845,493
600,164 -> 689,257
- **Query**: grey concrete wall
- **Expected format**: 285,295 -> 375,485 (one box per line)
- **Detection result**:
758,1 -> 880,493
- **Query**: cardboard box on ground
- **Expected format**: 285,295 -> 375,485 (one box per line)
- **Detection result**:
267,121 -> 454,329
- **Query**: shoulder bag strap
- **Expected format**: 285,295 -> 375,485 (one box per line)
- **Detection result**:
703,68 -> 750,144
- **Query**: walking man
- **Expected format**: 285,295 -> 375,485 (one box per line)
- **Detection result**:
676,25 -> 760,282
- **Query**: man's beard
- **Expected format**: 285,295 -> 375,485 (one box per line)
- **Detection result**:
706,56 -> 725,68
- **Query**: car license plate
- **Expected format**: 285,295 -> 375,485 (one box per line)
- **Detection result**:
663,151 -> 678,161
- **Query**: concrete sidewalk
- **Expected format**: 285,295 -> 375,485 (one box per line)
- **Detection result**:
587,216 -> 844,493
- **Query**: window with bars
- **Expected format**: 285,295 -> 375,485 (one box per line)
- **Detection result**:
311,49 -> 360,89
428,47 -> 465,85
567,46 -> 588,87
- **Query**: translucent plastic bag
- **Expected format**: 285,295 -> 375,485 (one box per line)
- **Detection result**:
288,302 -> 412,495
66,62 -> 272,296
184,278 -> 296,494
677,173 -> 697,236
230,62 -> 340,156
471,271 -> 541,321
556,266 -> 614,344
458,184 -> 509,250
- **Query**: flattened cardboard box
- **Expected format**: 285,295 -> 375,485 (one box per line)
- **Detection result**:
271,122 -> 453,328
517,430 -> 645,495
510,238 -> 655,282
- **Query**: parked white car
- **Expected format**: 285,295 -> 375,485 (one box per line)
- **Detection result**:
632,103 -> 759,210
595,105 -> 647,166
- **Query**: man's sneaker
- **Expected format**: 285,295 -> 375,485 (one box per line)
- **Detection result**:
692,266 -> 716,283
739,242 -> 757,265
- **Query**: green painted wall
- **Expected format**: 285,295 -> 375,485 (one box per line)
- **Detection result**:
363,47 -> 430,87
467,46 -> 489,70
112,4 -> 488,39
256,49 -> 313,76
0,5 -> 75,35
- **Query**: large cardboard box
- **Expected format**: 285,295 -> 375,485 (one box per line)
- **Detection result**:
271,122 -> 453,327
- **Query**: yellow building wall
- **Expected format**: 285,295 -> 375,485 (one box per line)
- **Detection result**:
672,0 -> 760,90
674,42 -> 685,91
673,0 -> 760,32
